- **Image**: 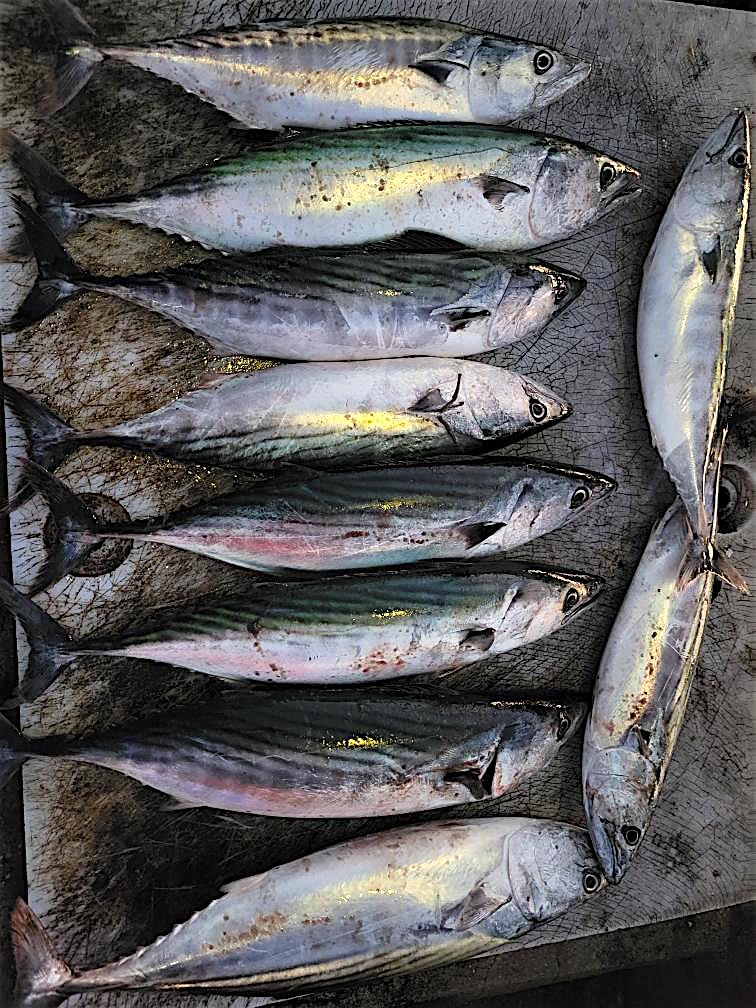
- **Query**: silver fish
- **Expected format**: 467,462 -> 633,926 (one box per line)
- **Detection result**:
4,360 -> 570,486
23,458 -> 616,591
3,126 -> 641,253
582,501 -> 714,883
42,8 -> 591,129
0,688 -> 585,817
9,199 -> 586,360
11,819 -> 606,1004
637,110 -> 750,590
0,563 -> 602,703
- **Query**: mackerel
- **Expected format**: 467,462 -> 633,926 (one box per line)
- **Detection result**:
42,9 -> 591,129
9,199 -> 586,360
0,688 -> 585,817
0,563 -> 602,702
22,457 -> 615,591
3,127 -> 641,253
10,819 -> 605,1004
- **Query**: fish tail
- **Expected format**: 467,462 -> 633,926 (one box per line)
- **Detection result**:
0,713 -> 31,787
11,899 -> 74,1008
0,130 -> 90,239
1,384 -> 79,510
22,460 -> 103,596
5,198 -> 86,333
39,0 -> 103,116
0,577 -> 78,705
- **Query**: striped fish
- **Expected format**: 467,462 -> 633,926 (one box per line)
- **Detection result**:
9,200 -> 586,360
0,562 -> 602,702
3,126 -> 641,253
3,361 -> 570,495
23,457 -> 615,591
0,687 -> 585,817
10,819 -> 606,1004
42,10 -> 591,129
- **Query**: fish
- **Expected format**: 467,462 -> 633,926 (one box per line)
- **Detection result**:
20,457 -> 616,592
582,501 -> 714,884
8,198 -> 586,360
0,687 -> 586,816
636,110 -> 750,592
0,561 -> 603,703
10,818 -> 606,1005
41,8 -> 592,129
2,126 -> 641,254
2,360 -> 570,496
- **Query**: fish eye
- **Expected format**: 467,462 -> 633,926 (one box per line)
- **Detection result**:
582,869 -> 601,894
556,711 -> 571,740
563,587 -> 581,612
599,163 -> 617,190
533,50 -> 554,75
529,397 -> 547,421
570,486 -> 590,509
728,148 -> 748,169
553,277 -> 569,303
621,825 -> 642,846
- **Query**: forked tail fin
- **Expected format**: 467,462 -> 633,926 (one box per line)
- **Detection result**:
39,0 -> 103,116
5,198 -> 86,333
11,899 -> 73,1008
0,578 -> 78,705
1,384 -> 79,510
22,460 -> 102,596
0,130 -> 90,238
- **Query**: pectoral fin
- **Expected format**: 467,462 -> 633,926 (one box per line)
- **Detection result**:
431,304 -> 491,332
699,235 -> 721,283
442,885 -> 511,931
410,60 -> 458,85
460,628 -> 496,651
410,373 -> 464,414
459,521 -> 506,549
476,174 -> 530,210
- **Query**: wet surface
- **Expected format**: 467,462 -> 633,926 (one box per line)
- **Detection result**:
0,0 -> 754,1006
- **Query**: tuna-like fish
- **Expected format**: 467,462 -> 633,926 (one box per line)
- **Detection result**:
582,501 -> 714,883
636,110 -> 750,591
21,457 -> 616,592
2,126 -> 641,253
0,562 -> 602,702
42,8 -> 591,129
10,818 -> 606,1005
0,688 -> 585,816
9,199 -> 586,360
3,361 -> 570,494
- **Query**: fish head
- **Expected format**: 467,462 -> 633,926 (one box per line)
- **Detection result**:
582,741 -> 657,883
492,699 -> 587,791
491,263 -> 586,342
558,571 -> 605,626
508,821 -> 607,922
458,371 -> 571,445
673,110 -> 750,234
468,40 -> 591,122
528,143 -> 642,239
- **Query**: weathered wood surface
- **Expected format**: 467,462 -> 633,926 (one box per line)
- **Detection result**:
0,0 -> 753,1005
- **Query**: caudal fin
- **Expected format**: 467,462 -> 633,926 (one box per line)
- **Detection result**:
0,578 -> 77,704
39,0 -> 102,116
11,899 -> 73,1008
0,130 -> 90,238
0,713 -> 30,788
1,384 -> 79,509
23,460 -> 102,595
5,198 -> 85,333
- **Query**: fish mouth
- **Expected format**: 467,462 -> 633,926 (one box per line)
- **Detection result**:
565,578 -> 604,621
553,269 -> 588,314
534,59 -> 592,107
706,108 -> 749,161
588,472 -> 618,501
602,167 -> 643,211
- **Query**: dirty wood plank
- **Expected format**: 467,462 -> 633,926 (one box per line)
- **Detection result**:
0,0 -> 753,1006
